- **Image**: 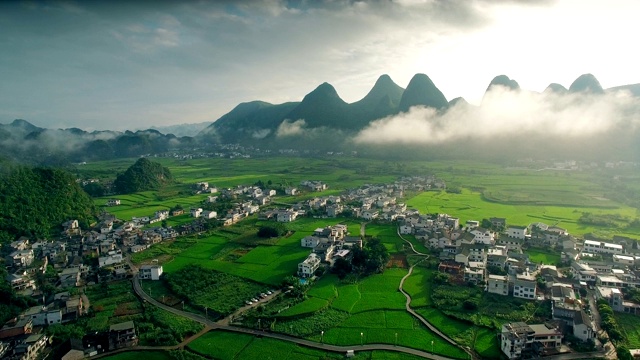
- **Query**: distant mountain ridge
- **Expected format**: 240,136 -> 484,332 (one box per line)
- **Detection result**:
200,72 -> 640,146
3,72 -> 640,164
0,120 -> 192,165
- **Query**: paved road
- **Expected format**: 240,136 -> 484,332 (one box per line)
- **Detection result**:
396,227 -> 429,256
130,275 -> 464,359
396,229 -> 477,360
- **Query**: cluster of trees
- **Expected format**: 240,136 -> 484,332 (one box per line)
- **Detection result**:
257,223 -> 287,238
113,158 -> 173,194
0,267 -> 37,324
623,287 -> 640,304
480,218 -> 505,232
0,165 -> 96,240
597,300 -> 624,343
333,238 -> 390,279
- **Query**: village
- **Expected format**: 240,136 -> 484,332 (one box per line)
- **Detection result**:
2,173 -> 640,360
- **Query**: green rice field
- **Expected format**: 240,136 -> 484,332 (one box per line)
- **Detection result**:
188,330 -> 425,360
76,156 -> 640,359
406,189 -> 639,238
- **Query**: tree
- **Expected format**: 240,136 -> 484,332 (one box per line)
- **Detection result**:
434,272 -> 450,284
83,182 -> 107,197
617,346 -> 633,360
463,299 -> 478,311
257,223 -> 286,238
363,237 -> 390,274
332,257 -> 352,279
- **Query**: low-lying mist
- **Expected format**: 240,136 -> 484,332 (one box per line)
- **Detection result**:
353,86 -> 640,145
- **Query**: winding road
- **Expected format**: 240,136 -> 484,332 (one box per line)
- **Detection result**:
395,227 -> 478,360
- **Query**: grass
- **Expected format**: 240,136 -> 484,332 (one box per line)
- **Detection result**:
188,330 -> 254,359
306,275 -> 338,300
277,297 -> 330,317
351,269 -> 407,313
85,280 -> 142,332
164,266 -> 266,318
526,247 -> 562,265
415,308 -> 500,359
331,284 -> 361,313
616,312 -> 640,348
401,266 -> 434,308
140,218 -> 364,286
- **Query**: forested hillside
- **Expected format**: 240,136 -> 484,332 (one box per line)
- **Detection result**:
0,166 -> 97,241
113,157 -> 174,194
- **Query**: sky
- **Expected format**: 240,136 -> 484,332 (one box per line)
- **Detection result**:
1,0 -> 639,131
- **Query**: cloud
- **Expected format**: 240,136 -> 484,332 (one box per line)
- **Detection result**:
0,0 -> 631,133
252,129 -> 271,139
353,87 -> 640,145
276,119 -> 306,137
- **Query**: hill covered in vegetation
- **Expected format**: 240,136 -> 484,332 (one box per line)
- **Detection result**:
113,158 -> 174,194
0,165 -> 97,241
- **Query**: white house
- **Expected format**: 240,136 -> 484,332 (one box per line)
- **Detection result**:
500,322 -> 562,359
98,250 -> 123,268
506,225 -> 528,240
277,210 -> 298,222
399,224 -> 413,235
471,228 -> 494,245
487,274 -> 509,296
207,195 -> 218,203
301,236 -> 322,248
190,208 -> 203,218
100,221 -> 113,234
202,210 -> 217,219
285,187 -> 298,196
571,262 -> 597,282
513,275 -> 537,299
106,199 -> 121,206
155,210 -> 169,221
21,306 -> 62,326
139,265 -> 163,280
297,253 -> 321,278
361,211 -> 379,220
583,239 -> 623,255
613,254 -> 636,266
